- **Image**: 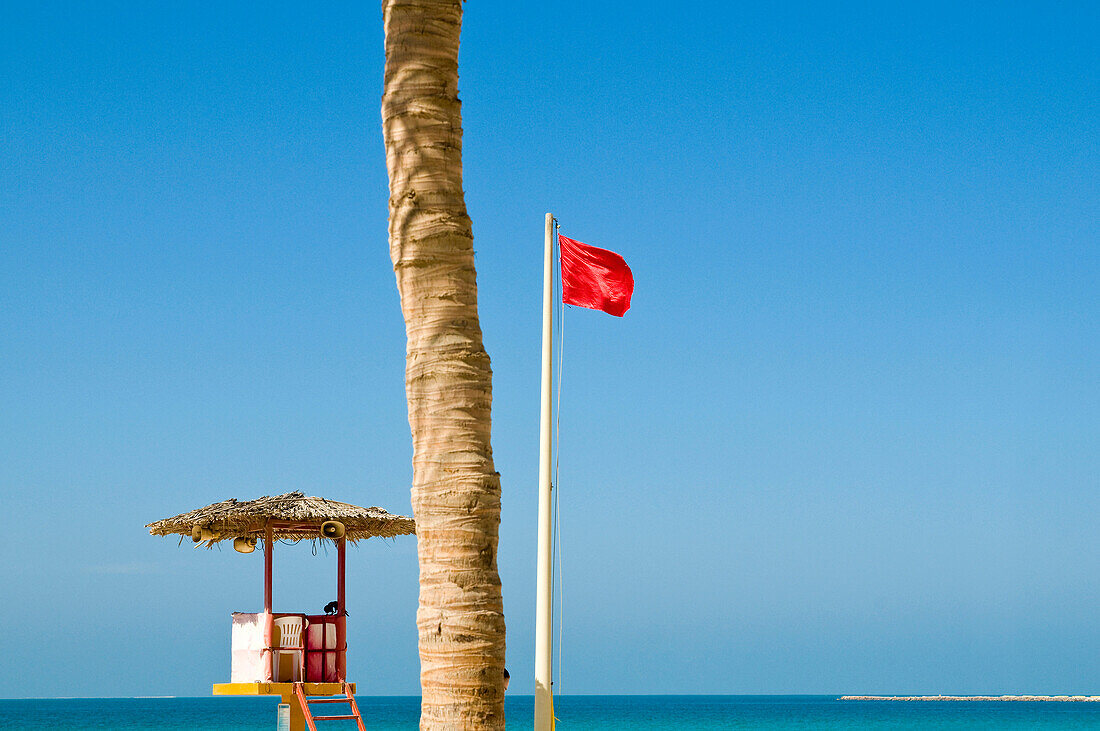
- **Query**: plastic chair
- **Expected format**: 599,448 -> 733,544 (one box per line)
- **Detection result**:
273,615 -> 308,682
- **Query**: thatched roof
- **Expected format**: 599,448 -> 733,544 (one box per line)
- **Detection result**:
147,491 -> 415,546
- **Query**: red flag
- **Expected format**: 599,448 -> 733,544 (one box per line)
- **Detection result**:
558,235 -> 634,317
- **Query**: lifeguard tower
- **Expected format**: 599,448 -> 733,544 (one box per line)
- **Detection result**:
147,491 -> 415,731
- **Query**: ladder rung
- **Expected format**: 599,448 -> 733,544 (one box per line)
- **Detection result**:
313,714 -> 358,720
306,697 -> 349,703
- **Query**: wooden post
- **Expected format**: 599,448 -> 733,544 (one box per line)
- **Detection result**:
264,521 -> 275,683
336,536 -> 347,682
534,213 -> 555,731
279,688 -> 307,731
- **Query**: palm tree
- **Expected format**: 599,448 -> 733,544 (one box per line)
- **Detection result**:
381,0 -> 506,727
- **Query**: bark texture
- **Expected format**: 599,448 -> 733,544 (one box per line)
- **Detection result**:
381,0 -> 506,728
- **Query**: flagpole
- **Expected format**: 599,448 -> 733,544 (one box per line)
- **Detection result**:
534,212 -> 555,731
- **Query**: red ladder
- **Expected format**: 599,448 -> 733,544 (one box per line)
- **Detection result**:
294,682 -> 366,731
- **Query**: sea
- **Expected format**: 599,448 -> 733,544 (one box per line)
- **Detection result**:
5,696 -> 1100,730
6,696 -> 1100,730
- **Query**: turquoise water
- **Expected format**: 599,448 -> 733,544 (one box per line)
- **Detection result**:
5,696 -> 1100,729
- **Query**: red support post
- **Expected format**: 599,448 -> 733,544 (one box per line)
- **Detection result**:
336,536 -> 346,682
264,521 -> 274,682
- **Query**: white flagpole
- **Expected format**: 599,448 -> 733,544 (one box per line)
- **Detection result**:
534,212 -> 555,731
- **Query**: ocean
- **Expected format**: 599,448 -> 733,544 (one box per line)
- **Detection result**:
5,695 -> 1100,730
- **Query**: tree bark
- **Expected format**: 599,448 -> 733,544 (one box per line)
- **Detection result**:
381,0 -> 506,728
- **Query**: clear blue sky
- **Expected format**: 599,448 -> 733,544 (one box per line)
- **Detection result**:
2,0 -> 1098,699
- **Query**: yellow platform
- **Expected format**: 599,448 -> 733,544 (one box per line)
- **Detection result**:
213,681 -> 354,696
214,682 -> 357,731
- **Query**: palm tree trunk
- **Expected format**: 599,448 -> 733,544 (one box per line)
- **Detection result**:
381,0 -> 506,728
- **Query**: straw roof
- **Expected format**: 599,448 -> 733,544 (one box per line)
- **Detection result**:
146,491 -> 415,546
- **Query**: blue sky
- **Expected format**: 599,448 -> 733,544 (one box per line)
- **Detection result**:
1,0 -> 1098,698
